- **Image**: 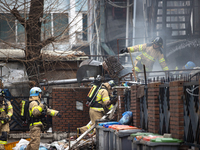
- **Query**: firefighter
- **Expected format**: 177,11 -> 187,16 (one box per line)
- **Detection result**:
174,61 -> 196,73
77,80 -> 116,137
120,37 -> 169,75
174,61 -> 199,79
26,87 -> 61,150
0,89 -> 13,150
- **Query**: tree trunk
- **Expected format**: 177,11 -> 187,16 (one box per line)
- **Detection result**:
25,0 -> 44,84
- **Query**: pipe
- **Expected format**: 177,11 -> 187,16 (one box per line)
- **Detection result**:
126,0 -> 130,47
39,77 -> 95,86
143,64 -> 147,85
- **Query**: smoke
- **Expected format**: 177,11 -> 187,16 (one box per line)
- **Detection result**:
167,38 -> 200,57
166,38 -> 200,70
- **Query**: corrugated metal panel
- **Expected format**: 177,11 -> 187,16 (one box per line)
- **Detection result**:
0,49 -> 25,59
0,49 -> 89,61
41,50 -> 89,61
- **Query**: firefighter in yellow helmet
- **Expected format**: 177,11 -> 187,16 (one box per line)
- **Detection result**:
78,80 -> 115,137
120,37 -> 169,74
0,89 -> 13,150
26,87 -> 61,150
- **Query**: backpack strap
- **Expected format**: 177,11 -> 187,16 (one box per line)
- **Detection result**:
3,98 -> 9,113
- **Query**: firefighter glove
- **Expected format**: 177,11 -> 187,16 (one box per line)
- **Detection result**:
41,110 -> 46,116
120,48 -> 128,54
56,112 -> 62,118
4,116 -> 9,123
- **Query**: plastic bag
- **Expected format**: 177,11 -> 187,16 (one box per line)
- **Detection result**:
13,139 -> 49,150
50,141 -> 64,150
98,121 -> 119,126
118,111 -> 133,125
39,146 -> 48,150
19,145 -> 27,150
13,139 -> 30,150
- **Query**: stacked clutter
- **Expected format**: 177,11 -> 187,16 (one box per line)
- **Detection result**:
11,139 -> 68,150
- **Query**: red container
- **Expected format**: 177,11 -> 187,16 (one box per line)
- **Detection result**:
143,135 -> 163,141
108,125 -> 138,131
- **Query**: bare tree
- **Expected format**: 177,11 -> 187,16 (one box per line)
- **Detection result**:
0,0 -> 93,85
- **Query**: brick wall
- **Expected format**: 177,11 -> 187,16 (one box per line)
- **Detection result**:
52,87 -> 90,132
51,87 -> 128,132
130,85 -> 140,127
169,81 -> 184,140
50,80 -> 198,148
147,82 -> 161,133
117,88 -> 125,120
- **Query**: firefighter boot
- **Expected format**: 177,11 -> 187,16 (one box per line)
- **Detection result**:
0,132 -> 7,143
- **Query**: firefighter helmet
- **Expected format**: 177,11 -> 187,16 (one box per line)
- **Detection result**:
185,61 -> 196,69
30,87 -> 42,96
108,80 -> 116,88
152,37 -> 163,47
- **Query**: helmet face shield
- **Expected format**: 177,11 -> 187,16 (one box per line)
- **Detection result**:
153,37 -> 163,47
108,80 -> 116,88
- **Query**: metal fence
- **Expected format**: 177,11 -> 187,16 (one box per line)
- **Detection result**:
121,79 -> 200,148
140,86 -> 148,131
183,82 -> 200,148
159,83 -> 170,135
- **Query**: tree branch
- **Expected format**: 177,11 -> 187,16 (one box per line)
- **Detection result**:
39,37 -> 55,49
11,7 -> 26,27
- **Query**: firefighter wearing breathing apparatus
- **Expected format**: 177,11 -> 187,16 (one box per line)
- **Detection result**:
26,87 -> 61,150
120,37 -> 169,73
78,80 -> 116,137
0,89 -> 13,150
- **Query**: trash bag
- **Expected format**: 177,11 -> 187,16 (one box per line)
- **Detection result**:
118,111 -> 133,125
13,139 -> 29,150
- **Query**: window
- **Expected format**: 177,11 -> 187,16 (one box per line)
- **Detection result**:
41,14 -> 52,40
17,14 -> 28,43
0,12 -> 88,43
76,0 -> 88,12
0,13 -> 15,42
53,13 -> 69,41
82,14 -> 87,41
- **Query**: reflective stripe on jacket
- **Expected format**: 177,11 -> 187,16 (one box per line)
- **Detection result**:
29,96 -> 59,127
128,43 -> 169,72
90,83 -> 113,112
0,100 -> 13,121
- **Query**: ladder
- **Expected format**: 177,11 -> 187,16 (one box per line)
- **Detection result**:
155,0 -> 194,39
